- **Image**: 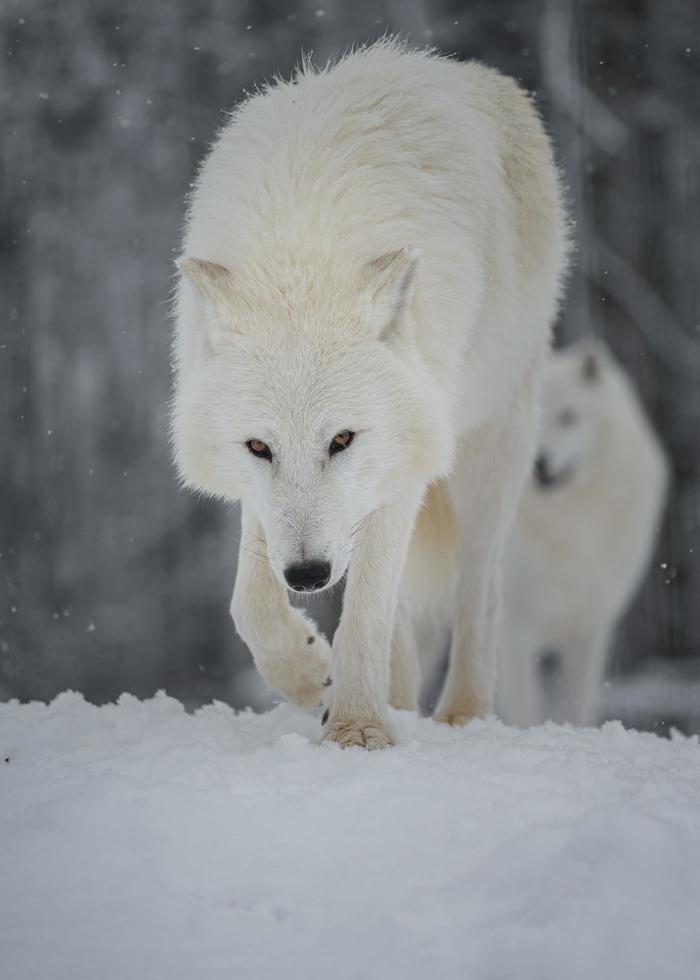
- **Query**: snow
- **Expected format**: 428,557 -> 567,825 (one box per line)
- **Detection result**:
2,693 -> 699,980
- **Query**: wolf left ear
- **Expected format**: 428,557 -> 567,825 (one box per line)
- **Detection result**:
577,337 -> 609,384
360,247 -> 421,342
175,257 -> 236,322
178,257 -> 238,350
178,257 -> 235,308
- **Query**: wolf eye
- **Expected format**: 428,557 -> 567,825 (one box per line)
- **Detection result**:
557,408 -> 578,428
246,438 -> 272,461
329,430 -> 354,456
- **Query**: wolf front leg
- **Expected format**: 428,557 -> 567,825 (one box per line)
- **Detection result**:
323,489 -> 424,749
230,503 -> 331,708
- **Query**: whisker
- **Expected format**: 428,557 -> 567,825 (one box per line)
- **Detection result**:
351,523 -> 377,538
349,506 -> 385,537
241,547 -> 271,563
349,511 -> 375,533
246,538 -> 267,551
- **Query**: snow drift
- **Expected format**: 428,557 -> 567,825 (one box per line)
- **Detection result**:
1,693 -> 699,980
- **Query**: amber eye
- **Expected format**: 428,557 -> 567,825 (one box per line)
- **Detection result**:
246,438 -> 272,461
329,430 -> 354,456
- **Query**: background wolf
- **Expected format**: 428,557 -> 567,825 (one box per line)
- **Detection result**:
498,339 -> 669,727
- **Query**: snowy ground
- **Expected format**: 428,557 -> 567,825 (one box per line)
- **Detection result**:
2,694 -> 700,980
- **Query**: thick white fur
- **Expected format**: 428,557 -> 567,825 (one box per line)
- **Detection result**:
172,41 -> 567,748
497,339 -> 669,727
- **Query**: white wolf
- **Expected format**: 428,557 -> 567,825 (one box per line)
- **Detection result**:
172,42 -> 567,748
497,339 -> 669,727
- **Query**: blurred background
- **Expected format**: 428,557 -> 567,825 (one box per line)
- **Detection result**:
1,0 -> 698,732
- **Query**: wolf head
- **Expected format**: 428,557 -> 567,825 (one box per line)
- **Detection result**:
534,338 -> 610,491
172,248 -> 451,592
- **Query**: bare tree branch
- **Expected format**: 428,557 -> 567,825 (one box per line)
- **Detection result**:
590,242 -> 700,381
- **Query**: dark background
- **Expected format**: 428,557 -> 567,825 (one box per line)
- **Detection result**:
1,0 -> 698,731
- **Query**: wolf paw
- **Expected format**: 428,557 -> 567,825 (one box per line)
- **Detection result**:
322,717 -> 395,750
261,633 -> 331,709
389,692 -> 418,712
433,710 -> 472,727
434,703 -> 489,726
433,692 -> 488,727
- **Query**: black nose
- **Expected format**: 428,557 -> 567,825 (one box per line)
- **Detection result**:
534,453 -> 552,486
283,561 -> 331,592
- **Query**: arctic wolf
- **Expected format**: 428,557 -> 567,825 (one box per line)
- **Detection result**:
172,42 -> 567,748
497,339 -> 669,727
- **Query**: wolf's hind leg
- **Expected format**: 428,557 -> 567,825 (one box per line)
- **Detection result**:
496,640 -> 543,727
434,569 -> 501,724
435,375 -> 540,726
230,503 -> 330,708
560,626 -> 611,727
389,606 -> 420,711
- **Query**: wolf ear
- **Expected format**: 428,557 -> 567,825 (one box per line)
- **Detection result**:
576,337 -> 609,384
178,257 -> 238,348
178,256 -> 236,306
360,247 -> 421,342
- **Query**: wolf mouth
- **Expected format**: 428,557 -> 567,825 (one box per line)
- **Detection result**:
534,460 -> 575,491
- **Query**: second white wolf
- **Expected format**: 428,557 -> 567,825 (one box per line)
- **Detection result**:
497,339 -> 669,727
172,42 -> 567,748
